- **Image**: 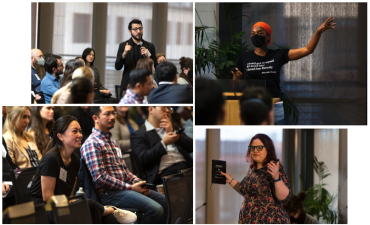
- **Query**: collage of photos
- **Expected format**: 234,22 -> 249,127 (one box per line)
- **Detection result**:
2,1 -> 365,224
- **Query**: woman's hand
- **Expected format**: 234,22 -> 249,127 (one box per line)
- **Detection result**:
231,68 -> 243,80
267,161 -> 280,180
220,171 -> 233,183
316,17 -> 336,34
2,183 -> 9,196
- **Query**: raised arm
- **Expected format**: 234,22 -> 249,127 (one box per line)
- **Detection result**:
287,17 -> 336,61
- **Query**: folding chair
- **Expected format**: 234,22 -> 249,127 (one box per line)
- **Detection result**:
162,173 -> 190,224
50,194 -> 92,224
179,168 -> 193,223
3,201 -> 48,224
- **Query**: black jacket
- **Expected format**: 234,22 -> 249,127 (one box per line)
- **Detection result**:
115,38 -> 157,91
130,125 -> 193,184
147,83 -> 193,104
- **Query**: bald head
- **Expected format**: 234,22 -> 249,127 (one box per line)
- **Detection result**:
31,49 -> 44,65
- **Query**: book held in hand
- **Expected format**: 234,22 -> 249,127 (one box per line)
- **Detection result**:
212,160 -> 226,184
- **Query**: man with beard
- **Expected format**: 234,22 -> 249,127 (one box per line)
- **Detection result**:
41,54 -> 63,104
31,49 -> 46,103
115,19 -> 157,96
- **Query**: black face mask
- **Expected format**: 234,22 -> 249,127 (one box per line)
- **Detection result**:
251,34 -> 266,47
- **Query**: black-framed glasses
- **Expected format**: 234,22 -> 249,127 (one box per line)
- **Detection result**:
100,111 -> 117,117
161,106 -> 173,113
248,145 -> 265,152
131,27 -> 143,32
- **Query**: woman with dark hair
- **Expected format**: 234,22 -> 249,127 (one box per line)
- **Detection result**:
60,59 -> 85,88
178,57 -> 193,87
69,77 -> 95,103
29,115 -> 137,224
283,191 -> 319,224
232,18 -> 335,124
82,48 -> 112,97
111,106 -> 139,153
29,106 -> 54,156
221,133 -> 291,223
3,106 -> 42,168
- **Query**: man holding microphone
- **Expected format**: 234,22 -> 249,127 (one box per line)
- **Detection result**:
115,19 -> 157,96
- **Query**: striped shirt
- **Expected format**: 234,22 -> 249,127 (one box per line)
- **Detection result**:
80,128 -> 141,190
25,146 -> 39,167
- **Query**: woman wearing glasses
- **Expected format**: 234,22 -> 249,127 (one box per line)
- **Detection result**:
221,133 -> 291,224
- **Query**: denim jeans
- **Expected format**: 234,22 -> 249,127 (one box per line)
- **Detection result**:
274,103 -> 285,125
98,189 -> 167,224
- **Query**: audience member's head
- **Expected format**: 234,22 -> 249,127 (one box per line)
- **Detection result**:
75,57 -> 85,65
44,54 -> 63,76
30,106 -> 54,156
70,77 -> 95,104
147,106 -> 173,126
47,115 -> 79,152
239,87 -> 273,125
31,49 -> 46,79
115,106 -> 130,124
179,57 -> 193,73
91,106 -> 116,133
283,191 -> 307,223
136,58 -> 155,75
156,53 -> 166,64
195,78 -> 225,125
60,59 -> 85,88
129,68 -> 153,96
82,48 -> 95,67
72,67 -> 93,81
155,61 -> 178,83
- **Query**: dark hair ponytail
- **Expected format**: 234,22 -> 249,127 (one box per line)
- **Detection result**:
46,115 -> 77,152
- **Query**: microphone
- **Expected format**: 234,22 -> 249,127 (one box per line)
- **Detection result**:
139,42 -> 145,58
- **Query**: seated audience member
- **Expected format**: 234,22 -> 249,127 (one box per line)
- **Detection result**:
41,54 -> 63,104
136,58 -> 158,88
178,57 -> 193,87
29,115 -> 136,224
119,68 -> 153,104
82,48 -> 112,98
3,138 -> 17,209
283,191 -> 318,224
239,87 -> 273,125
59,59 -> 85,88
3,107 -> 42,168
70,106 -> 94,146
52,67 -> 93,104
81,106 -> 168,224
131,106 -> 193,185
130,106 -> 147,127
195,78 -> 225,125
178,106 -> 193,139
111,106 -> 139,153
147,62 -> 193,103
29,106 -> 54,157
69,77 -> 95,104
31,49 -> 46,103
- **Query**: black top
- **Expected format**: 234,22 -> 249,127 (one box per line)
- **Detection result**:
30,151 -> 80,202
237,49 -> 290,98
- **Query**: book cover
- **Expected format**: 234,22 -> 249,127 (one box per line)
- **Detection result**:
211,160 -> 226,184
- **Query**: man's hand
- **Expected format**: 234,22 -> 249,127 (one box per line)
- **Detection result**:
2,183 -> 9,196
140,47 -> 149,58
100,90 -> 112,95
122,43 -> 132,58
159,114 -> 173,133
132,181 -> 151,196
35,94 -> 41,100
162,132 -> 180,146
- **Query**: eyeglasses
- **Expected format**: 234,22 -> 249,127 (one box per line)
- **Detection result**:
161,106 -> 173,113
100,111 -> 117,117
131,27 -> 143,32
248,145 -> 265,152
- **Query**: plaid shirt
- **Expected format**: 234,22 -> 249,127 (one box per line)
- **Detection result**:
119,89 -> 146,104
81,127 -> 141,190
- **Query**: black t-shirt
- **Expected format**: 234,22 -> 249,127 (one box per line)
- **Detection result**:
237,49 -> 290,98
30,151 -> 80,202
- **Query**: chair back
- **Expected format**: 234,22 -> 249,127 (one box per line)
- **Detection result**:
162,173 -> 190,224
51,194 -> 92,224
122,150 -> 146,180
179,168 -> 193,222
78,158 -> 98,202
3,202 -> 48,224
115,85 -> 122,98
10,167 -> 38,204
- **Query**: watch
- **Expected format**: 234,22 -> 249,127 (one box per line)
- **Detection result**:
273,178 -> 281,182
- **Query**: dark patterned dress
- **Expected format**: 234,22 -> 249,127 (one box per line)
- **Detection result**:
238,164 -> 291,224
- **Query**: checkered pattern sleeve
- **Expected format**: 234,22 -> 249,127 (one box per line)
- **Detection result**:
81,139 -> 133,190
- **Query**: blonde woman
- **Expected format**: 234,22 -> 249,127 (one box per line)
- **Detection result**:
51,67 -> 93,104
3,106 -> 42,168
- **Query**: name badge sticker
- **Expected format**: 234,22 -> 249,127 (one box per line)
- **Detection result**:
60,167 -> 67,182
